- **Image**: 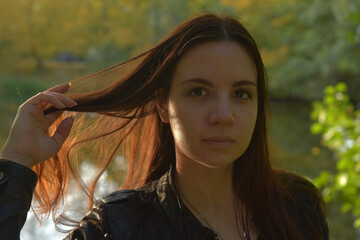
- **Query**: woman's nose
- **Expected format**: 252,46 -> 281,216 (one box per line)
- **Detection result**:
208,95 -> 235,125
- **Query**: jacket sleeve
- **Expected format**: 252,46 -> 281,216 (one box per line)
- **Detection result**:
0,160 -> 38,240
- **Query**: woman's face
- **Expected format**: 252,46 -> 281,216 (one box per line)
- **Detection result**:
158,40 -> 258,169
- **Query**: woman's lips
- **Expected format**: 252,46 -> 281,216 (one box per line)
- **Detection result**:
202,136 -> 235,147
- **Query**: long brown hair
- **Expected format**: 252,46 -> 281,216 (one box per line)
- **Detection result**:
33,14 -> 326,238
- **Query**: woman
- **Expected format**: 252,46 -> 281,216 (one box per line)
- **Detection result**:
0,14 -> 328,239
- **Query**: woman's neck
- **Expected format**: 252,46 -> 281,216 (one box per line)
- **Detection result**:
173,156 -> 258,240
174,157 -> 235,212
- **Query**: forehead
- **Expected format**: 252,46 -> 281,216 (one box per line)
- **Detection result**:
173,40 -> 257,85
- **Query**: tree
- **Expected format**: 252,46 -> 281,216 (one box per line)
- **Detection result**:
0,0 -> 238,72
268,0 -> 360,100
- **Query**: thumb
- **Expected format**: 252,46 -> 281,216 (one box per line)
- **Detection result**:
52,117 -> 74,148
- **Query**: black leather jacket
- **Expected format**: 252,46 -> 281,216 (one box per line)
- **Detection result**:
0,161 -> 328,240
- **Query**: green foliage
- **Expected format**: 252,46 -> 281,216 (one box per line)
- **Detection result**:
311,82 -> 360,229
0,0 -> 236,72
267,0 -> 360,100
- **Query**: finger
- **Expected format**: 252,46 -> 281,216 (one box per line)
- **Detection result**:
40,93 -> 77,112
24,92 -> 76,111
51,117 -> 74,148
18,94 -> 64,119
46,82 -> 71,94
38,92 -> 66,109
43,92 -> 77,108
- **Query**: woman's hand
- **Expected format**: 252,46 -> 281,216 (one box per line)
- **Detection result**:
0,83 -> 77,168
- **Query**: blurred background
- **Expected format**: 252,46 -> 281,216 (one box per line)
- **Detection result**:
0,0 -> 359,239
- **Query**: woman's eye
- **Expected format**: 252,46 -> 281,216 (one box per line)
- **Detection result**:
189,88 -> 207,96
233,90 -> 251,100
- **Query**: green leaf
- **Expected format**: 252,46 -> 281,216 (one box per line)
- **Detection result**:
310,122 -> 323,134
325,85 -> 335,95
336,82 -> 347,92
354,218 -> 360,228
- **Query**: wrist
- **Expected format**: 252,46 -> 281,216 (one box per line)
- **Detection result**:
0,147 -> 34,169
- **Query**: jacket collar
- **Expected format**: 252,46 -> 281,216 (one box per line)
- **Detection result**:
155,167 -> 218,239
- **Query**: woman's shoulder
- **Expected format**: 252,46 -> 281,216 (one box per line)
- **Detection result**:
275,169 -> 321,200
101,185 -> 157,205
84,180 -> 171,239
274,169 -> 329,239
274,169 -> 326,215
99,180 -> 160,217
66,181 -> 168,240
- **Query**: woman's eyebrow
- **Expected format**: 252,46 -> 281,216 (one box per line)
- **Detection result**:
181,78 -> 212,86
181,78 -> 257,87
233,80 -> 257,87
